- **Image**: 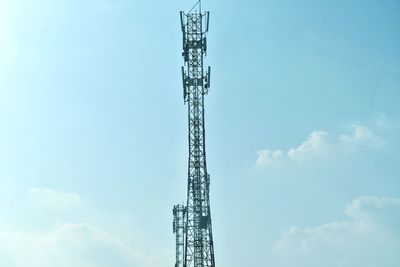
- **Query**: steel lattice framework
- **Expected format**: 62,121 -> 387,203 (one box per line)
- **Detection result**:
173,2 -> 215,267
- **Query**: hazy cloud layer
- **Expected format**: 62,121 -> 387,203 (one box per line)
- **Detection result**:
374,113 -> 400,130
0,223 -> 136,267
272,196 -> 400,267
0,188 -> 171,267
257,125 -> 382,166
28,188 -> 81,210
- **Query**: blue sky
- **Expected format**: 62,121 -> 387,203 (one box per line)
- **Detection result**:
0,0 -> 399,266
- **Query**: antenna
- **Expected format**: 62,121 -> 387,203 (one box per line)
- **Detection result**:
188,0 -> 201,14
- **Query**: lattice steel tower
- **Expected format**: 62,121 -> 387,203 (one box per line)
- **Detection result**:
173,1 -> 215,267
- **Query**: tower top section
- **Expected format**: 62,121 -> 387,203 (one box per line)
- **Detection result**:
180,7 -> 210,103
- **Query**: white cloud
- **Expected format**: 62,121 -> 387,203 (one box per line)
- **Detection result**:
257,125 -> 381,166
344,195 -> 400,219
339,125 -> 382,148
272,196 -> 400,267
256,149 -> 285,166
287,131 -> 332,161
28,188 -> 81,210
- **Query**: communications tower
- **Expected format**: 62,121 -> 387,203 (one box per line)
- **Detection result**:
173,1 -> 215,267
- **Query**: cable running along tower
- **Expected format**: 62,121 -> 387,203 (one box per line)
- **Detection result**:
173,1 -> 215,267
